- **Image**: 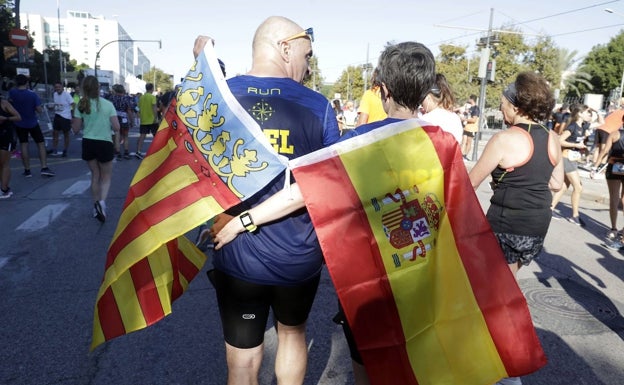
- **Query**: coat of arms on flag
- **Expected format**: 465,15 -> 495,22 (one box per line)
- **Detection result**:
376,187 -> 442,264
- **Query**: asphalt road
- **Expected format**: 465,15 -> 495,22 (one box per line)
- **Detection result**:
1,130 -> 623,385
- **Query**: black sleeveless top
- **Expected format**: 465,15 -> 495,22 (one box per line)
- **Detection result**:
487,123 -> 555,237
609,129 -> 624,161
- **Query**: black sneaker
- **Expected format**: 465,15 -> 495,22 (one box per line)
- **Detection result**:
62,150 -> 67,158
94,201 -> 106,223
124,151 -> 131,160
116,152 -> 123,161
22,169 -> 32,178
135,152 -> 144,160
41,167 -> 56,177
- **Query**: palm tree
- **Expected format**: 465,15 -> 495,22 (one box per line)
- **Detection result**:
557,48 -> 593,98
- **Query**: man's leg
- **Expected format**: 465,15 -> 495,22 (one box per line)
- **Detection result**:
63,129 -> 70,153
274,322 -> 307,385
20,141 -> 30,171
51,129 -> 59,152
136,133 -> 145,154
224,342 -> 263,385
37,142 -> 49,169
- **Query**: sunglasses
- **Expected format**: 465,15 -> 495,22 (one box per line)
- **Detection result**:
279,27 -> 314,44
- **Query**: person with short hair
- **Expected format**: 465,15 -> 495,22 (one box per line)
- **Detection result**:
47,81 -> 74,157
135,83 -> 157,159
8,74 -> 55,177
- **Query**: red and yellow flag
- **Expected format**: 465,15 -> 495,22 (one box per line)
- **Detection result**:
291,119 -> 546,385
91,45 -> 287,350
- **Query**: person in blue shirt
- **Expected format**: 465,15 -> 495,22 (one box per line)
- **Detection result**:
193,16 -> 340,385
8,74 -> 55,177
212,41 -> 440,385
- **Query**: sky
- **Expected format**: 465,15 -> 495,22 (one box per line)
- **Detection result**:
20,0 -> 624,84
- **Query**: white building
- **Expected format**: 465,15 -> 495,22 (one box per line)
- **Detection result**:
20,10 -> 153,88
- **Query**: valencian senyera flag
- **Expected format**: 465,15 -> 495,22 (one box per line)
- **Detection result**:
290,119 -> 546,385
91,44 -> 288,350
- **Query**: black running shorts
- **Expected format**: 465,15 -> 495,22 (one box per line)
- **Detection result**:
209,269 -> 320,349
82,138 -> 114,163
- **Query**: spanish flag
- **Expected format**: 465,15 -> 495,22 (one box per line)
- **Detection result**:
91,46 -> 287,350
290,119 -> 546,385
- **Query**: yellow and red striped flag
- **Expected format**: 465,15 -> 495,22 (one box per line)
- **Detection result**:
290,119 -> 546,385
91,45 -> 287,350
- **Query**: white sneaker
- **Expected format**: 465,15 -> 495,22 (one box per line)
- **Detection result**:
0,189 -> 13,199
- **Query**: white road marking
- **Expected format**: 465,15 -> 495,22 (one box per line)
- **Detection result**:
16,203 -> 70,232
62,180 -> 91,196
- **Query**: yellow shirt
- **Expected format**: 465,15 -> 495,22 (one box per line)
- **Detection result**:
358,88 -> 387,124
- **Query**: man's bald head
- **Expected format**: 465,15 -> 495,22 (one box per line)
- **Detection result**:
252,16 -> 302,55
248,16 -> 312,82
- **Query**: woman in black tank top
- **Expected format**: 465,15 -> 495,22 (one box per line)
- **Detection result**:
469,71 -> 564,385
469,72 -> 563,276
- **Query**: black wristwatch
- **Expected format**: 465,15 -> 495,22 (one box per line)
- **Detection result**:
239,211 -> 257,232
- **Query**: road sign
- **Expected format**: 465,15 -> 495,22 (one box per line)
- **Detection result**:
9,28 -> 29,47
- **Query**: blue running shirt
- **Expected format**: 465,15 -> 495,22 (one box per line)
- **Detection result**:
212,76 -> 340,286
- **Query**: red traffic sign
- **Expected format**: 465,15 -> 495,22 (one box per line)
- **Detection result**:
9,28 -> 29,47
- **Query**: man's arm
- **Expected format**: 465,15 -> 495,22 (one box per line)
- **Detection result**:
212,183 -> 305,249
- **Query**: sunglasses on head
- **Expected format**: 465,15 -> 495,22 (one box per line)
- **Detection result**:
279,27 -> 314,44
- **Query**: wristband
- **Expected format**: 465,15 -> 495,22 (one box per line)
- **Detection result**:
239,211 -> 257,232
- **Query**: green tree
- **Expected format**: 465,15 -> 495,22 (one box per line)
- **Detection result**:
331,65 -> 365,103
435,44 -> 480,107
29,49 -> 75,85
556,48 -> 593,99
302,56 -> 324,92
1,0 -> 19,77
573,31 -> 624,100
140,66 -> 173,93
525,35 -> 560,87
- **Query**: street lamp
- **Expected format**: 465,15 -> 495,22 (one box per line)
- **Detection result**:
123,45 -> 133,77
95,39 -> 161,79
141,62 -> 151,78
605,8 -> 624,105
471,8 -> 496,162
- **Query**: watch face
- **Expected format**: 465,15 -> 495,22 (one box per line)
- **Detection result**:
240,213 -> 253,227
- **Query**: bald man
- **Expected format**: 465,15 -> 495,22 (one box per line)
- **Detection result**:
195,16 -> 340,385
